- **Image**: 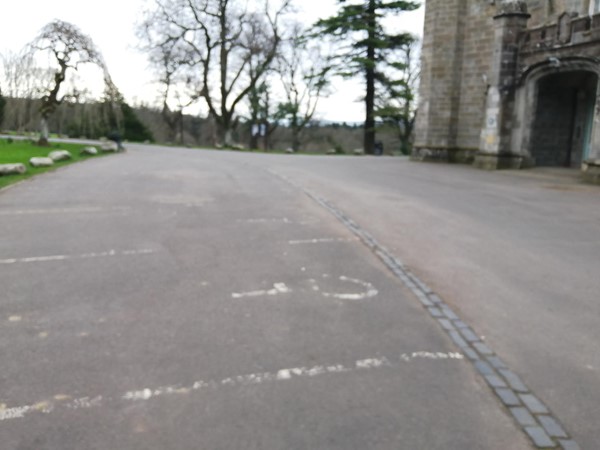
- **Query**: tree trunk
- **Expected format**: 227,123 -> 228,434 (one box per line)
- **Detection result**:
292,128 -> 301,152
250,130 -> 259,150
223,128 -> 234,147
249,118 -> 259,149
38,116 -> 50,146
364,0 -> 376,155
177,110 -> 184,145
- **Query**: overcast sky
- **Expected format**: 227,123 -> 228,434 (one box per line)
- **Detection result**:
0,0 -> 424,123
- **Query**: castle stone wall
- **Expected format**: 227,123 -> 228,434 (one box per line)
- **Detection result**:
455,2 -> 496,153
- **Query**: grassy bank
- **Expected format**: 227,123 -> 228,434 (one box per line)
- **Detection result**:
0,139 -> 106,190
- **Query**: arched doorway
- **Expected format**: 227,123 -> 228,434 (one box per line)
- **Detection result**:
528,71 -> 598,167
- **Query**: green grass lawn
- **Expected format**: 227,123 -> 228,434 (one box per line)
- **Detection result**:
0,139 -> 107,190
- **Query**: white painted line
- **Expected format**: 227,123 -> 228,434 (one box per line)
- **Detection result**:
153,197 -> 213,207
232,283 -> 291,299
0,206 -> 131,216
0,352 -> 463,423
288,237 -> 359,245
238,218 -> 292,224
122,353 -> 462,400
400,352 -> 464,362
0,396 -> 102,421
0,249 -> 157,265
319,276 -> 379,301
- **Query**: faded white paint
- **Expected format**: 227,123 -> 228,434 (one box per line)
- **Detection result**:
232,283 -> 291,299
0,395 -> 101,421
0,206 -> 131,216
0,406 -> 30,421
239,218 -> 292,224
234,277 -> 378,301
65,396 -> 102,410
277,369 -> 292,380
0,249 -> 157,265
152,195 -> 214,207
288,237 -> 358,245
356,358 -> 389,369
122,358 -> 389,403
0,352 -> 463,423
320,276 -> 379,300
400,352 -> 464,362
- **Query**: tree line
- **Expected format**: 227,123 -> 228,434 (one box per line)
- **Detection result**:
0,0 -> 420,154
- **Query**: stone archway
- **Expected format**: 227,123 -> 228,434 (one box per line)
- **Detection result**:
530,71 -> 597,167
514,59 -> 600,168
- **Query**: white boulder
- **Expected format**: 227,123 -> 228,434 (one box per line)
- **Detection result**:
101,141 -> 119,152
81,146 -> 98,155
0,163 -> 27,175
353,148 -> 365,155
48,150 -> 72,161
285,148 -> 294,154
30,157 -> 54,167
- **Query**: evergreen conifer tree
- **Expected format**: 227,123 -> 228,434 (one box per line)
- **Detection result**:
313,0 -> 418,154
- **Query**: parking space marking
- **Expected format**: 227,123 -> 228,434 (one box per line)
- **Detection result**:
0,352 -> 464,423
0,249 -> 157,265
0,206 -> 131,216
288,237 -> 359,245
239,217 -> 292,224
232,283 -> 291,299
319,276 -> 379,300
232,277 -> 378,301
151,195 -> 214,207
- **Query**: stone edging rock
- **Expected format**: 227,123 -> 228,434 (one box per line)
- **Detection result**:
0,164 -> 27,175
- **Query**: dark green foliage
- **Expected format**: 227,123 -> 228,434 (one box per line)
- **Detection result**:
374,40 -> 419,154
120,102 -> 154,142
313,0 -> 419,154
248,81 -> 271,149
63,100 -> 154,142
100,88 -> 154,142
0,92 -> 5,129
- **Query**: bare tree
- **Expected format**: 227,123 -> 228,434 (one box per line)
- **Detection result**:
139,0 -> 291,147
243,12 -> 286,150
28,20 -> 114,145
1,50 -> 50,132
275,23 -> 331,152
138,16 -> 196,145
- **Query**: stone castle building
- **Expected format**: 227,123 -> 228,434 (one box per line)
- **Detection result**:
413,0 -> 600,183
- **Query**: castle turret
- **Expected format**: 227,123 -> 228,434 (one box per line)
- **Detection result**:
412,0 -> 468,162
475,1 -> 531,169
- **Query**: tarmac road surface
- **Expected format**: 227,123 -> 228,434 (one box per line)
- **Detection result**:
1,143 -> 595,449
